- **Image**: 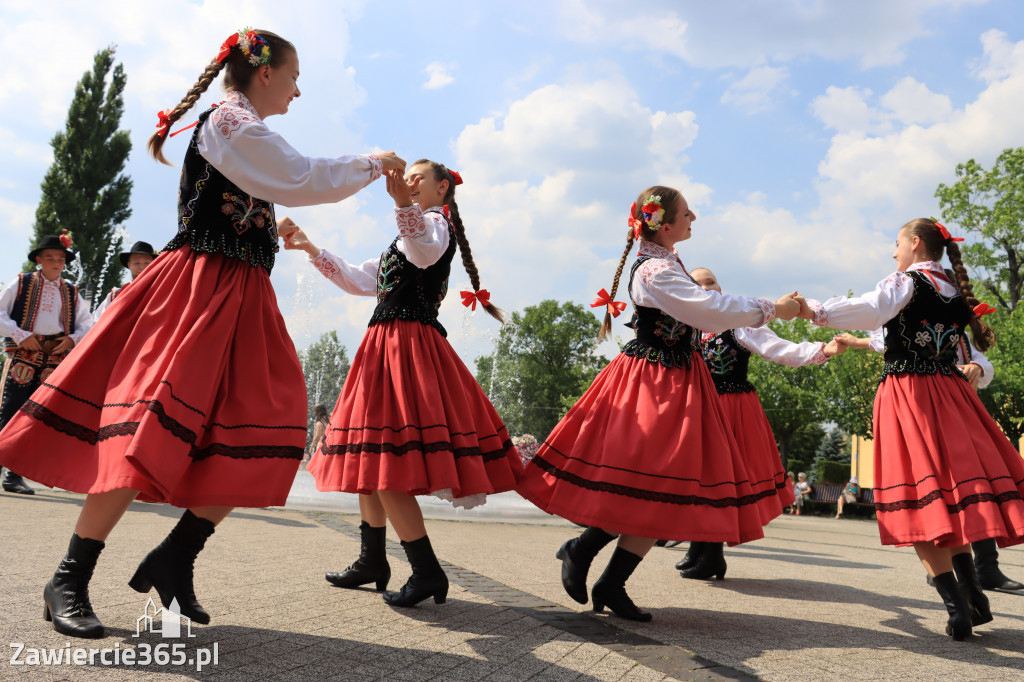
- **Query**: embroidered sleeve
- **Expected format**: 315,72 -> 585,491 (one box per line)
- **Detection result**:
805,299 -> 828,327
368,154 -> 383,183
311,249 -> 379,297
396,209 -> 451,269
735,326 -> 828,366
0,278 -> 32,342
809,271 -> 914,331
755,298 -> 776,325
395,205 -> 427,238
69,293 -> 93,343
868,328 -> 884,353
210,103 -> 260,141
197,120 -> 383,208
963,332 -> 994,389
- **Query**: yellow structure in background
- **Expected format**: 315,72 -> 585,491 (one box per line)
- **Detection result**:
849,435 -> 1024,490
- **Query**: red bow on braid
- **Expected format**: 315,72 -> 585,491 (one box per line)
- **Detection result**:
592,288 -> 626,318
974,302 -> 996,317
217,32 -> 240,63
934,221 -> 965,243
450,170 -> 464,186
460,289 -> 490,310
627,201 -> 644,239
155,109 -> 173,139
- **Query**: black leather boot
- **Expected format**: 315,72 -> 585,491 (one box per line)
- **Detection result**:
326,521 -> 391,591
591,547 -> 652,622
2,470 -> 35,495
383,535 -> 448,607
674,542 -> 705,571
952,551 -> 993,627
932,571 -> 972,641
973,538 -> 1024,591
555,527 -> 615,604
680,542 -> 727,580
129,510 -> 215,625
43,534 -> 105,638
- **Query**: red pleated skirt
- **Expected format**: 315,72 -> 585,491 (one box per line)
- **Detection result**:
516,353 -> 768,545
873,372 -> 1024,548
307,319 -> 521,505
0,246 -> 306,507
717,390 -> 795,523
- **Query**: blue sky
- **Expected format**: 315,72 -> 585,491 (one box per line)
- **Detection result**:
2,0 -> 1023,366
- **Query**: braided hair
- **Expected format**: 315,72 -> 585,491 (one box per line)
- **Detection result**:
901,217 -> 995,351
598,186 -> 681,341
147,29 -> 295,166
414,159 -> 505,324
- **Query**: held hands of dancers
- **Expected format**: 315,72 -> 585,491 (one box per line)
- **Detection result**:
773,292 -> 805,321
377,152 -> 406,173
278,217 -> 320,258
386,169 -> 420,208
832,333 -> 871,351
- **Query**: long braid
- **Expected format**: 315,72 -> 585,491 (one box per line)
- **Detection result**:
448,199 -> 505,323
947,239 -> 996,351
599,228 -> 635,342
147,60 -> 226,166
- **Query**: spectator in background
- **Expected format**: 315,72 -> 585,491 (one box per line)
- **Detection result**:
835,476 -> 859,519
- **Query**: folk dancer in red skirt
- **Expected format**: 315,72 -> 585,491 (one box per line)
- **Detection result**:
0,28 -> 404,639
282,160 -> 521,607
91,241 -> 160,323
669,266 -> 846,580
802,218 -> 1024,640
516,186 -> 803,621
0,232 -> 93,495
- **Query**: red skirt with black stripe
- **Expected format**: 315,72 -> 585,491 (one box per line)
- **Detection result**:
307,319 -> 521,506
516,352 -> 769,545
873,372 -> 1024,547
0,246 -> 306,507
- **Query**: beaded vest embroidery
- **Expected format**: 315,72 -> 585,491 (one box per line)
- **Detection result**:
881,271 -> 972,381
621,256 -> 699,369
2,272 -> 77,353
166,107 -> 278,273
367,208 -> 457,337
701,330 -> 755,394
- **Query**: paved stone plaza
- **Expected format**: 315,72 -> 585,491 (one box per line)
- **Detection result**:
1,489 -> 1021,681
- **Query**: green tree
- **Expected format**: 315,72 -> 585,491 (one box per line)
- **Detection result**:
818,333 -> 884,439
475,300 -> 608,437
785,422 -> 826,474
298,331 -> 350,448
979,309 -> 1024,444
935,148 -> 1024,311
28,47 -> 132,309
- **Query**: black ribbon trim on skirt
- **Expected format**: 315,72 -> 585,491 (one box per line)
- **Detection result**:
874,488 -> 1024,514
20,400 -> 302,461
873,472 -> 1023,493
530,453 -> 779,509
322,438 -> 514,462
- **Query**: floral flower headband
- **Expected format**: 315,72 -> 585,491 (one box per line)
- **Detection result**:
627,195 -> 666,239
217,27 -> 272,66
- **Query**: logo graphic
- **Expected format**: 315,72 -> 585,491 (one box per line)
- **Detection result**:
134,598 -> 195,639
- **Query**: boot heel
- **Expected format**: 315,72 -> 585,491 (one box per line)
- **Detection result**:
592,600 -> 605,613
375,578 -> 389,592
715,567 -> 727,580
43,603 -> 51,622
128,567 -> 152,593
434,586 -> 448,605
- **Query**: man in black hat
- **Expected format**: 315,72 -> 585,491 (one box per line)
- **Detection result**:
92,241 -> 159,322
0,231 -> 93,494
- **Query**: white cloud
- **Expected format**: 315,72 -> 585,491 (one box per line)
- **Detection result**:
720,66 -> 789,113
423,62 -> 456,90
879,77 -> 953,126
811,86 -> 883,133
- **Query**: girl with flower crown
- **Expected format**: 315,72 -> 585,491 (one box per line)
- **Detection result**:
0,28 -> 404,639
516,186 -> 803,621
280,159 -> 521,608
799,218 -> 1024,641
666,266 -> 847,580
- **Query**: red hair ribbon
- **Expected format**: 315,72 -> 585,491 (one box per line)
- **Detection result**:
460,289 -> 490,310
217,32 -> 240,63
934,221 -> 965,243
155,109 -> 172,138
627,201 -> 643,239
450,170 -> 463,186
973,302 -> 996,317
591,288 -> 626,318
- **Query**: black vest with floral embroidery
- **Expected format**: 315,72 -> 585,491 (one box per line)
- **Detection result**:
881,271 -> 973,380
701,330 -> 755,394
622,256 -> 700,368
367,209 -> 457,337
166,107 -> 278,273
2,273 -> 78,353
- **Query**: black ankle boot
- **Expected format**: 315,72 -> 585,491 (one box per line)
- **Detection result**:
932,571 -> 972,640
592,547 -> 652,622
129,510 -> 215,625
680,542 -> 727,580
674,542 -> 705,571
972,538 -> 1024,591
2,470 -> 35,495
555,527 -> 615,604
43,534 -> 105,639
952,552 -> 993,627
326,521 -> 391,591
383,535 -> 448,607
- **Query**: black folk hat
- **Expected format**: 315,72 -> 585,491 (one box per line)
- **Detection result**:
119,241 -> 159,268
28,232 -> 76,263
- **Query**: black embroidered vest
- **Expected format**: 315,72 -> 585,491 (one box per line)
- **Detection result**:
881,271 -> 972,380
367,209 -> 457,337
166,107 -> 278,273
621,256 -> 699,368
2,272 -> 78,353
701,330 -> 755,394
